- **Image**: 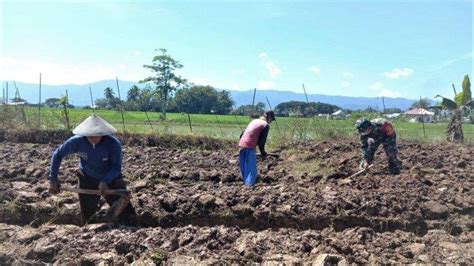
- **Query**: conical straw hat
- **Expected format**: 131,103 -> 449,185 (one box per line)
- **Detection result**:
73,114 -> 117,136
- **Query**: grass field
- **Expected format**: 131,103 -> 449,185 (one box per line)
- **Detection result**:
1,106 -> 473,146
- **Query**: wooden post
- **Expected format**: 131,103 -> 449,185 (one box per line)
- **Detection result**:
13,82 -> 17,111
14,82 -> 27,124
420,96 -> 426,138
144,110 -> 154,131
382,96 -> 386,114
115,77 -> 126,132
214,114 -> 224,136
5,81 -> 9,112
187,113 -> 193,133
234,113 -> 243,132
38,73 -> 42,126
251,88 -> 257,118
302,83 -> 310,104
65,90 -> 71,130
265,96 -> 281,136
89,86 -> 95,113
302,83 -> 314,139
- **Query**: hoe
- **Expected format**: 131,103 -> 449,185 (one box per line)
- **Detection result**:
62,187 -> 131,221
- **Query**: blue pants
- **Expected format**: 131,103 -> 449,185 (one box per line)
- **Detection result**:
239,148 -> 257,186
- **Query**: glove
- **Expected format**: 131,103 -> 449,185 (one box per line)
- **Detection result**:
98,181 -> 109,196
260,152 -> 268,161
367,138 -> 375,145
48,180 -> 61,195
359,160 -> 372,170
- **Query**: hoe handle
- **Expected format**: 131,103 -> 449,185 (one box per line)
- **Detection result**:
348,164 -> 374,179
62,187 -> 130,196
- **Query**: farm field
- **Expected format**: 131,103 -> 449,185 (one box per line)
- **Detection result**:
2,0 -> 472,264
0,130 -> 472,264
2,107 -> 474,146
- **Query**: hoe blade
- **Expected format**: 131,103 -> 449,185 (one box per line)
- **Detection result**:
62,187 -> 132,222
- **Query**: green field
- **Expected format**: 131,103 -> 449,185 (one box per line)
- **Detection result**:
1,106 -> 473,146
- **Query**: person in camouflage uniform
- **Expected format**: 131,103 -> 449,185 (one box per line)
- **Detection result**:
355,118 -> 400,174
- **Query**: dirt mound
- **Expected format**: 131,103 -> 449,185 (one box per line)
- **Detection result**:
0,129 -> 233,150
0,138 -> 472,264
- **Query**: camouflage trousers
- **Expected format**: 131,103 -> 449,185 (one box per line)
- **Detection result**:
364,135 -> 400,174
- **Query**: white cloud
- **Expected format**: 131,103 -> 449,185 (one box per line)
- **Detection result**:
369,81 -> 401,98
258,80 -> 274,89
230,84 -> 243,90
258,53 -> 281,78
432,51 -> 473,71
132,50 -> 142,56
341,81 -> 351,88
308,66 -> 320,75
117,64 -> 127,70
383,68 -> 413,79
343,72 -> 354,79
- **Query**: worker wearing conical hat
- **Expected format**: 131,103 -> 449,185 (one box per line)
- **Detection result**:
48,114 -> 136,225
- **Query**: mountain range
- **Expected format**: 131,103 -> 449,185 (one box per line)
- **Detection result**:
1,80 -> 417,111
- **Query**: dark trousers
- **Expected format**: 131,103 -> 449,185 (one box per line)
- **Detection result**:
78,171 -> 137,225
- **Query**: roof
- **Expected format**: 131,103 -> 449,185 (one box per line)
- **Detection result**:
405,108 -> 434,115
331,110 -> 346,116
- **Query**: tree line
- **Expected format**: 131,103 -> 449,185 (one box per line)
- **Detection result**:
94,84 -> 234,115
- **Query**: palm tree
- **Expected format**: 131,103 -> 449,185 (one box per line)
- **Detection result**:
435,75 -> 472,143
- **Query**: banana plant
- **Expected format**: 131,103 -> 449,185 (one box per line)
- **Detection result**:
435,75 -> 472,143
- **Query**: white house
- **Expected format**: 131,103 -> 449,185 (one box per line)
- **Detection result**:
331,109 -> 347,117
405,108 -> 434,122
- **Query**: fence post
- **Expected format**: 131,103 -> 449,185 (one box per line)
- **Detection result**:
251,88 -> 257,119
265,96 -> 281,138
187,113 -> 193,133
420,96 -> 426,138
89,86 -> 95,113
144,110 -> 154,131
64,90 -> 71,130
115,77 -> 126,132
38,73 -> 42,127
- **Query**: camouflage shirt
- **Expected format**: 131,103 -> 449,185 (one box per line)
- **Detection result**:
359,118 -> 396,164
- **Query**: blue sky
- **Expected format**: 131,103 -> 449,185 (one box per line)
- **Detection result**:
1,0 -> 472,99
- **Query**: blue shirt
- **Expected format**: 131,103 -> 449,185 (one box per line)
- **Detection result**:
49,135 -> 122,183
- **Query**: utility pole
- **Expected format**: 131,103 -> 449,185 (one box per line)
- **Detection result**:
382,96 -> 386,114
89,86 -> 95,113
38,73 -> 42,126
116,77 -> 126,132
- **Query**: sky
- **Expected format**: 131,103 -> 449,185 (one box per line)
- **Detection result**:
0,0 -> 472,99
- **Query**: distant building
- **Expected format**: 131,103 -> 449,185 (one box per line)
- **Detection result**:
331,109 -> 347,118
405,108 -> 434,122
385,113 -> 401,119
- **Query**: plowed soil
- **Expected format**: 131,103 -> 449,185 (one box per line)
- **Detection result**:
0,133 -> 472,264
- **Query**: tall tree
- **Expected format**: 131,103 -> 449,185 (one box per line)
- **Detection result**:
125,85 -> 141,111
45,98 -> 61,108
127,85 -> 141,102
435,74 -> 472,143
103,87 -> 120,109
215,90 -> 234,114
140,49 -> 186,119
172,85 -> 233,114
274,101 -> 339,116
